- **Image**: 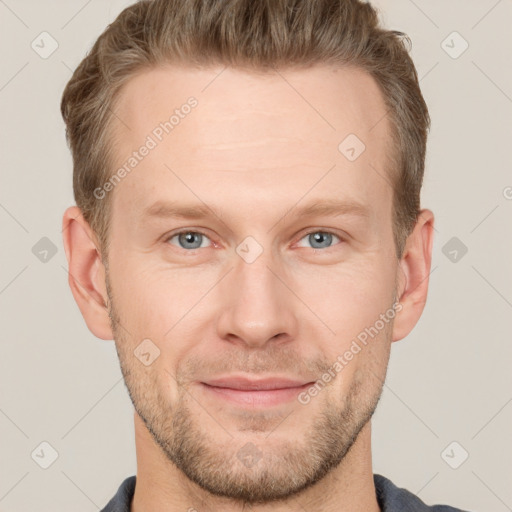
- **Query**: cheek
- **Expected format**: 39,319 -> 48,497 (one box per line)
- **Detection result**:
108,261 -> 173,336
303,257 -> 395,327
305,264 -> 395,385
109,260 -> 217,359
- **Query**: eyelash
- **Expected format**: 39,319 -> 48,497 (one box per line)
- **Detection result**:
297,229 -> 344,250
164,228 -> 344,252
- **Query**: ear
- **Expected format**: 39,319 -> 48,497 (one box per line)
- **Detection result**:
392,209 -> 435,342
62,206 -> 113,340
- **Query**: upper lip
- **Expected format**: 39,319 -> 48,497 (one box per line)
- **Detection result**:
202,375 -> 313,391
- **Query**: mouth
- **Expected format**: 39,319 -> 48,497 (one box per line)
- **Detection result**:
199,377 -> 314,408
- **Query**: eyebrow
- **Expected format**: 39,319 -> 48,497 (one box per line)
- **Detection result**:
141,199 -> 371,222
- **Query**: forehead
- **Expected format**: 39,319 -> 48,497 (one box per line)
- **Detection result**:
109,64 -> 393,222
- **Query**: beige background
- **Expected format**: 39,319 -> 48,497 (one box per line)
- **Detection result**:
1,0 -> 511,510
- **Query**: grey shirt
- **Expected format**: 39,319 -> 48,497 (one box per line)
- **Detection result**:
100,474 -> 472,511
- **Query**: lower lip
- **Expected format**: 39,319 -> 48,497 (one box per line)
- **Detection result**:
200,382 -> 313,407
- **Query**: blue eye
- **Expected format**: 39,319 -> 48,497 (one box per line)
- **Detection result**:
167,231 -> 212,250
296,231 -> 342,250
165,229 -> 342,252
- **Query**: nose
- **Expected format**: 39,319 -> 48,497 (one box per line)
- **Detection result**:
216,248 -> 299,350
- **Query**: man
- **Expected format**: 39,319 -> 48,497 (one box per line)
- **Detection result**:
60,0 -> 471,510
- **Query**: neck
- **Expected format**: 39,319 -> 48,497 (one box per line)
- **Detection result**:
131,412 -> 381,512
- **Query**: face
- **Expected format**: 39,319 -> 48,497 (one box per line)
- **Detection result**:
104,64 -> 400,503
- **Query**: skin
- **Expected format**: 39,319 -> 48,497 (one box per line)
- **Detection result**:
62,64 -> 434,512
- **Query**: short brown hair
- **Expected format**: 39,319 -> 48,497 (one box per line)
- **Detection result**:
61,0 -> 430,259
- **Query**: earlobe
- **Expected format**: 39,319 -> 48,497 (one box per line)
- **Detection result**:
62,206 -> 114,340
391,209 -> 435,343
